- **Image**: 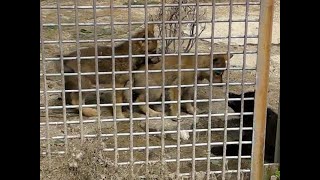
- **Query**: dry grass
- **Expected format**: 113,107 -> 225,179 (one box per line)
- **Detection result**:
40,138 -> 251,180
40,140 -> 146,180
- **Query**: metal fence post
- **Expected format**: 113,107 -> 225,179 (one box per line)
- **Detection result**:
274,98 -> 280,164
250,0 -> 275,179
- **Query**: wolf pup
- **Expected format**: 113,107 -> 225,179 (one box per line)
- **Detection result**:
132,54 -> 233,118
61,24 -> 158,118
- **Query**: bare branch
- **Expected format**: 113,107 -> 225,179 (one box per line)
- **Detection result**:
148,0 -> 207,53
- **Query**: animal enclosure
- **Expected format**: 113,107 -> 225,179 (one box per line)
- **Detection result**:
40,0 -> 279,179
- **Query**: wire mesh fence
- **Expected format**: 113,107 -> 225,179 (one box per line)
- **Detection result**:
40,0 -> 277,179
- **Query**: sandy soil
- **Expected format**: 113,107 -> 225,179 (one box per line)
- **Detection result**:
40,0 -> 280,179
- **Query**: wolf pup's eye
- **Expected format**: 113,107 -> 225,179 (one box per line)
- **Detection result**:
214,70 -> 223,75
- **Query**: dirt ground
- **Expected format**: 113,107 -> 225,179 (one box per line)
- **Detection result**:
40,0 -> 280,179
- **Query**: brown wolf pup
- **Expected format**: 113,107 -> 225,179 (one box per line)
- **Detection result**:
61,24 -> 158,118
131,54 -> 233,117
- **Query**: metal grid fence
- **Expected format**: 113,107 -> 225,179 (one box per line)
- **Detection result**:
40,0 -> 275,179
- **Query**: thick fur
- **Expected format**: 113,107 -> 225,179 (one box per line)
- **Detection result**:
62,24 -> 158,118
131,54 -> 233,117
210,91 -> 278,163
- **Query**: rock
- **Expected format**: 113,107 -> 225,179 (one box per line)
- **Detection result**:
139,112 -> 197,132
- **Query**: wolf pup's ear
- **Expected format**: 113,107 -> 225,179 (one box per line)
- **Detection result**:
147,24 -> 155,33
226,53 -> 233,60
223,53 -> 233,61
